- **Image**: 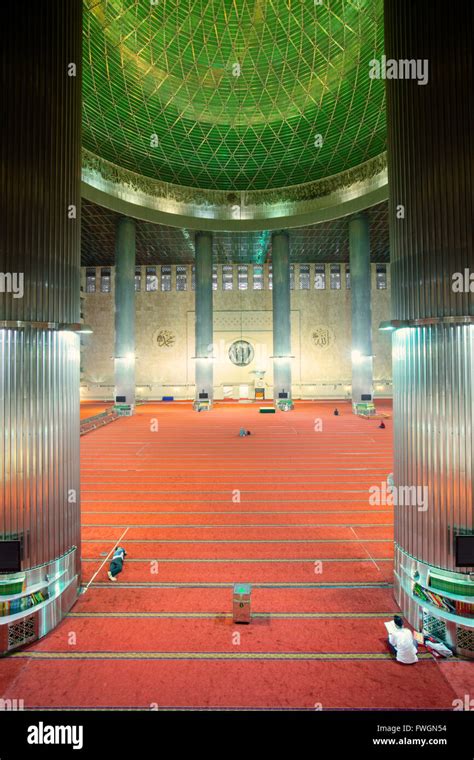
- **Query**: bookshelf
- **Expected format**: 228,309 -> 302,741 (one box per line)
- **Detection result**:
399,568 -> 474,628
0,547 -> 79,654
0,567 -> 69,624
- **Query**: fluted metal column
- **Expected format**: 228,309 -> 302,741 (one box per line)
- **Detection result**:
0,1 -> 82,651
194,232 -> 213,401
272,231 -> 292,400
349,213 -> 373,406
114,217 -> 136,407
385,0 -> 474,654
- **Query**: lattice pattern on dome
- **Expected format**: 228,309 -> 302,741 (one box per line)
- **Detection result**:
286,207 -> 389,263
81,200 -> 389,266
83,0 -> 386,191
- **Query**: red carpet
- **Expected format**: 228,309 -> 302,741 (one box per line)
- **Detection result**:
2,401 -> 473,709
80,402 -> 112,420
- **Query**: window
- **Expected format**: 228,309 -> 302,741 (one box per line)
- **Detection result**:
191,265 -> 196,291
314,264 -> 326,290
213,265 -> 218,291
238,265 -> 248,290
346,266 -> 351,289
222,265 -> 233,291
135,266 -> 141,292
100,267 -> 111,293
253,265 -> 263,290
85,267 -> 96,293
146,266 -> 158,291
299,264 -> 310,290
330,264 -> 341,290
161,265 -> 171,291
176,265 -> 187,291
290,264 -> 295,290
376,264 -> 387,289
268,264 -> 273,290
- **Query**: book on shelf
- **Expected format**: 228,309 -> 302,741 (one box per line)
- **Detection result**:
456,600 -> 474,617
413,583 -> 456,613
0,589 -> 49,617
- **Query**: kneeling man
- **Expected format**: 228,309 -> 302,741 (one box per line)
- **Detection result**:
388,615 -> 418,664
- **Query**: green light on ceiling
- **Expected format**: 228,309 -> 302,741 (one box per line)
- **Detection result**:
83,0 -> 386,192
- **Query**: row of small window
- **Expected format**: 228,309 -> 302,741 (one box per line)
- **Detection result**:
85,264 -> 388,293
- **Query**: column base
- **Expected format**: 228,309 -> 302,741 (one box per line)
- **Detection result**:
352,401 -> 376,416
114,403 -> 135,416
394,545 -> 474,659
275,398 -> 294,411
0,548 -> 80,655
193,398 -> 212,412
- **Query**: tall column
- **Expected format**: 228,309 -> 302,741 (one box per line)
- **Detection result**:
349,213 -> 373,408
114,217 -> 136,408
385,0 -> 473,655
0,1 -> 82,652
194,232 -> 213,403
272,231 -> 292,402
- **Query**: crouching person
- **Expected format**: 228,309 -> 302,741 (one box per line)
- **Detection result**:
108,546 -> 127,582
388,615 -> 418,664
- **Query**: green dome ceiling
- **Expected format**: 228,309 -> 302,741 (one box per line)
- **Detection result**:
83,0 -> 386,192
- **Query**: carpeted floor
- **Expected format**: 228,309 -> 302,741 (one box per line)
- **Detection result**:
2,401 -> 473,709
79,402 -> 112,420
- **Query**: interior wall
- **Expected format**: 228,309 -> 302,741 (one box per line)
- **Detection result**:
80,263 -> 392,400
